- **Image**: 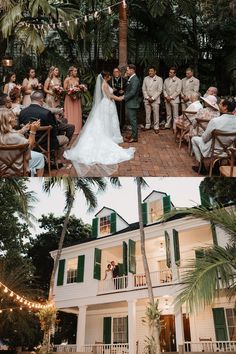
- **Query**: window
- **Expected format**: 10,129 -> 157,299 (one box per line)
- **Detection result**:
66,258 -> 77,284
148,200 -> 163,223
100,215 -> 111,236
113,317 -> 128,344
226,308 -> 236,340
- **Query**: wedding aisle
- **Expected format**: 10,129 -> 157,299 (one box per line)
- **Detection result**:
49,129 -> 197,177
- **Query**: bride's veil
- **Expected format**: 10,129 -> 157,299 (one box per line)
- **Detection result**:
91,73 -> 104,114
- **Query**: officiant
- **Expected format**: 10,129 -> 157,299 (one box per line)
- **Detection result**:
109,67 -> 127,131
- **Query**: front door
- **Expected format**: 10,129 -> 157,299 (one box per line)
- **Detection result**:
160,315 -> 176,352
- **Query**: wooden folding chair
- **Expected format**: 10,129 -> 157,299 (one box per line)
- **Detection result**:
219,146 -> 236,177
199,130 -> 236,176
195,117 -> 210,136
0,143 -> 29,176
34,125 -> 53,176
175,111 -> 197,151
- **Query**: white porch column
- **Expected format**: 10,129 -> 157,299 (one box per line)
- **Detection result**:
76,305 -> 87,352
128,299 -> 137,354
175,307 -> 185,348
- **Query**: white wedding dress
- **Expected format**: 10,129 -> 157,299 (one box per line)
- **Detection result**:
64,74 -> 135,176
104,270 -> 114,291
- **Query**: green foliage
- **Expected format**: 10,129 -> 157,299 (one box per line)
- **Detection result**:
28,214 -> 92,294
200,177 -> 236,205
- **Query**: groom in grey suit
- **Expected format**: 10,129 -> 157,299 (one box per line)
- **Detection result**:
123,64 -> 140,143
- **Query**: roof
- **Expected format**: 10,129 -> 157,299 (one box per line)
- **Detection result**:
143,190 -> 167,202
94,206 -> 129,225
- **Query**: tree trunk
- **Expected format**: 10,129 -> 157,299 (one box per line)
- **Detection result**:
119,2 -> 128,69
137,177 -> 161,354
48,196 -> 74,301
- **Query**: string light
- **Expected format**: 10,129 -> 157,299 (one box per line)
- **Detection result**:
0,281 -> 51,310
19,0 -> 125,28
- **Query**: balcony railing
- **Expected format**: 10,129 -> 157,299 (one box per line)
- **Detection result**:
53,344 -> 77,352
83,343 -> 129,353
184,341 -> 236,352
98,270 -> 173,294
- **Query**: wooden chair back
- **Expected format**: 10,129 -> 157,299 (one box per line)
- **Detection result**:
195,117 -> 210,135
0,143 -> 29,176
208,130 -> 236,176
34,125 -> 52,176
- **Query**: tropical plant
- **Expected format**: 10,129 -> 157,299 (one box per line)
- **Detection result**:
164,203 -> 236,314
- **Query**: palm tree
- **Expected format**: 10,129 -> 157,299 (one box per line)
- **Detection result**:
164,204 -> 236,314
42,177 -> 107,301
136,177 -> 161,354
119,1 -> 127,68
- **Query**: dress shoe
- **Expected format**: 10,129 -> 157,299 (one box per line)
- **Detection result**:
154,129 -> 160,134
128,138 -> 138,143
192,165 -> 208,175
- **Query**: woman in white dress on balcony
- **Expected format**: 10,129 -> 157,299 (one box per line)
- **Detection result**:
104,264 -> 114,291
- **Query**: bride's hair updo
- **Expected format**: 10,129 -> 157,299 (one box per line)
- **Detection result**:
101,70 -> 110,79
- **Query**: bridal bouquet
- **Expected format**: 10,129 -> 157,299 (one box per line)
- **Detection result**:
31,83 -> 43,90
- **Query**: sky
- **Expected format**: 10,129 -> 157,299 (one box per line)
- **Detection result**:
28,177 -> 203,235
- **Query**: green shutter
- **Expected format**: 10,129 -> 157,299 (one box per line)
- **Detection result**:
199,184 -> 211,208
103,317 -> 112,344
110,212 -> 117,234
77,255 -> 85,283
93,248 -> 101,280
142,203 -> 148,225
123,241 -> 128,275
129,239 -> 136,274
92,217 -> 99,238
211,223 -> 218,245
212,308 -> 228,341
165,231 -> 171,268
195,248 -> 204,259
173,229 -> 180,266
57,259 -> 65,286
163,195 -> 171,214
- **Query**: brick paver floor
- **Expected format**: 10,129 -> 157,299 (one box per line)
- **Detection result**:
50,129 -> 198,177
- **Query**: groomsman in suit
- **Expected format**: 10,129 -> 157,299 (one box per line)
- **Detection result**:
109,68 -> 127,131
142,66 -> 163,134
111,261 -> 119,289
181,68 -> 200,111
123,64 -> 140,143
163,67 -> 182,129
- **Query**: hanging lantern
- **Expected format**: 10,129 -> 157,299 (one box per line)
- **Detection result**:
2,55 -> 13,67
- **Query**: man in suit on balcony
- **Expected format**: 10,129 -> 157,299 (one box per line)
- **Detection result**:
111,261 -> 119,289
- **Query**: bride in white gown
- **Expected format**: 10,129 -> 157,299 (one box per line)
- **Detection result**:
64,70 -> 135,176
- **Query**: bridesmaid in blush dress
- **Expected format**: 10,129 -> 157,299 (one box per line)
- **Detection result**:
44,66 -> 62,108
63,66 -> 83,135
22,68 -> 39,106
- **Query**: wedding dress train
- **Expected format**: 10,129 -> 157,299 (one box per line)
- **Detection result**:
64,74 -> 135,176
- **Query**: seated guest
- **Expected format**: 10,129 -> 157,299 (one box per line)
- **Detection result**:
0,93 -> 12,109
191,99 -> 236,174
203,86 -> 220,103
9,86 -> 25,117
0,108 -> 44,176
19,91 -> 69,162
174,92 -> 203,131
190,95 -> 220,137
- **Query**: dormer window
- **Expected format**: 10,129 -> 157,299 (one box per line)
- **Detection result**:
142,192 -> 172,225
149,199 -> 163,223
100,215 -> 111,236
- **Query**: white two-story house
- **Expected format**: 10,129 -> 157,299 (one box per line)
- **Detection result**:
51,190 -> 236,354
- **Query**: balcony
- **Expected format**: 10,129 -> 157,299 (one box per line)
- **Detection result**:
98,270 -> 173,294
82,343 -> 129,353
184,341 -> 236,352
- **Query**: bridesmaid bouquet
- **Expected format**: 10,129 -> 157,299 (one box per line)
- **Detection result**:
53,85 -> 65,100
67,84 -> 87,100
31,83 -> 43,90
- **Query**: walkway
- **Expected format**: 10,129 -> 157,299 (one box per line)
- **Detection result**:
51,129 -> 198,177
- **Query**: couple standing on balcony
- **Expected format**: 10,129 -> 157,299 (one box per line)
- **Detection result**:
104,261 -> 119,291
